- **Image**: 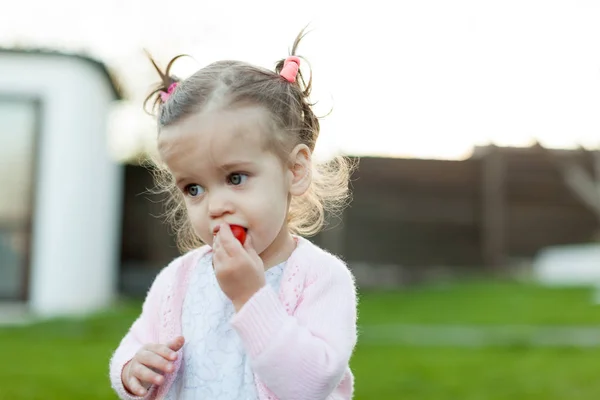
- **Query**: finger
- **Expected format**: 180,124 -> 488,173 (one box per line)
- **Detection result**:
218,224 -> 241,256
167,336 -> 185,352
212,232 -> 220,250
137,349 -> 175,374
212,248 -> 224,268
131,362 -> 165,386
244,235 -> 259,258
145,343 -> 178,361
125,375 -> 148,397
243,233 -> 256,254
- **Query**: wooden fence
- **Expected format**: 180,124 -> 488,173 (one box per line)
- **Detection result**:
119,145 -> 599,292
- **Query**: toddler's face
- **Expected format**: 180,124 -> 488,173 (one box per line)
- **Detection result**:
158,105 -> 294,262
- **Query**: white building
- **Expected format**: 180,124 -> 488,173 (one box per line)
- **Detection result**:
0,48 -> 123,319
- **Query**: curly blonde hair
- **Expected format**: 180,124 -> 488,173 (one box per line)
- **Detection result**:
144,29 -> 355,252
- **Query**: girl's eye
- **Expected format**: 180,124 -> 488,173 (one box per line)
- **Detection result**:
228,173 -> 248,186
185,184 -> 205,197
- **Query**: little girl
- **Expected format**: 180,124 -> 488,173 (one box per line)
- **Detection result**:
109,30 -> 358,400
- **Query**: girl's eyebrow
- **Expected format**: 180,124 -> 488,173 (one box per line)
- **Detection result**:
218,161 -> 255,171
175,176 -> 192,187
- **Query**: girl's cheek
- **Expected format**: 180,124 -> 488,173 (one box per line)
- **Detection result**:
185,207 -> 207,238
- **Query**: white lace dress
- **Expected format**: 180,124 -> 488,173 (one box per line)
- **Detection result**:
165,253 -> 286,400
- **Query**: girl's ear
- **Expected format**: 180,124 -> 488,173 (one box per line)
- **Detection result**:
288,144 -> 312,196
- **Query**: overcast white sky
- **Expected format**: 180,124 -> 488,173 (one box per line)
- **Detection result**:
1,0 -> 600,160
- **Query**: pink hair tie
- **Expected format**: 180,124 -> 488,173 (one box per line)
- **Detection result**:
280,56 -> 301,83
160,82 -> 179,102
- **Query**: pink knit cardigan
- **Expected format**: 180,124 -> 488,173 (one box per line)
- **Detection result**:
109,236 -> 357,400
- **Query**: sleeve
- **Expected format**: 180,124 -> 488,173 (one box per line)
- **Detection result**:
230,258 -> 358,400
108,264 -> 175,400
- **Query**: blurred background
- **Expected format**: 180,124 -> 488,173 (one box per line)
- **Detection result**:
2,0 -> 600,398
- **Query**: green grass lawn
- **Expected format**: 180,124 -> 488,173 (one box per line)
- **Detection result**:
1,281 -> 599,399
352,345 -> 600,399
358,280 -> 600,325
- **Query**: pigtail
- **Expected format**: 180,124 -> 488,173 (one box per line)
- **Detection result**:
143,51 -> 188,115
275,27 -> 313,98
274,27 -> 321,150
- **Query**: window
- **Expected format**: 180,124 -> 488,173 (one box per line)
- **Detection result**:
0,98 -> 39,300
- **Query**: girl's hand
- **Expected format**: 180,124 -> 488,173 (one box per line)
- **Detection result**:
213,224 -> 266,311
121,336 -> 184,397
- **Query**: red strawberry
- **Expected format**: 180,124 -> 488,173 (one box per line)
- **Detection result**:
230,225 -> 247,244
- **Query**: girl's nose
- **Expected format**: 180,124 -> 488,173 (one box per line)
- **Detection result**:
207,189 -> 233,218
